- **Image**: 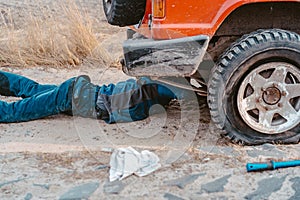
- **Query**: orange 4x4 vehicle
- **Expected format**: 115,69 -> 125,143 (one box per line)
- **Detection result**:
103,0 -> 300,145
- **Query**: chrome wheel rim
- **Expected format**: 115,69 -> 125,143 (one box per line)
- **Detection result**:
237,62 -> 300,134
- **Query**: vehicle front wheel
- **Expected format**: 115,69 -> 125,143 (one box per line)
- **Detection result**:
208,29 -> 300,145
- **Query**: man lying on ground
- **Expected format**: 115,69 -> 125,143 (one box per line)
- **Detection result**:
0,70 -> 181,123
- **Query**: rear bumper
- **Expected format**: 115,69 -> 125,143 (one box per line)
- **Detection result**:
122,35 -> 209,77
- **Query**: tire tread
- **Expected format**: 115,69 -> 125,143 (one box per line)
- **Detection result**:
208,29 -> 300,145
103,0 -> 146,27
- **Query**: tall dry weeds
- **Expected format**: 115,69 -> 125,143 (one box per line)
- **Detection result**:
0,1 -> 104,67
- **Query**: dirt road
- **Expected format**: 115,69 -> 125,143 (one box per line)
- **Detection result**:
0,1 -> 299,199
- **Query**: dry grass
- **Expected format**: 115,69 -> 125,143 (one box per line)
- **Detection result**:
0,1 -> 106,67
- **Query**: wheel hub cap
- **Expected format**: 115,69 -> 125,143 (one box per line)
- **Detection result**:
237,63 -> 300,134
263,87 -> 281,105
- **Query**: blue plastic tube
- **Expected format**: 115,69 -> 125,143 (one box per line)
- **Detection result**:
246,160 -> 300,172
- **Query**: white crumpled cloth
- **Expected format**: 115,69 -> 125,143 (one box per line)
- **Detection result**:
109,146 -> 161,182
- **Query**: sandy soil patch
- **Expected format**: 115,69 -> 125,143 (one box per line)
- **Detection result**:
0,1 -> 299,199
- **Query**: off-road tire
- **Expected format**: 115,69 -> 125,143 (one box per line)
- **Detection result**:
103,0 -> 146,27
208,29 -> 300,145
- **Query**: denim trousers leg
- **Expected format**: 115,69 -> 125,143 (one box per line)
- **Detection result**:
0,77 -> 75,123
0,70 -> 56,98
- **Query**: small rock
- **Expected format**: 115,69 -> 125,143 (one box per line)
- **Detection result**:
92,136 -> 100,141
95,165 -> 108,170
244,176 -> 287,200
24,193 -> 33,200
25,131 -> 32,137
246,145 -> 286,158
201,175 -> 231,193
0,178 -> 26,188
101,147 -> 114,153
165,173 -> 205,189
33,183 -> 50,190
59,182 -> 99,200
103,180 -> 125,194
164,193 -> 185,200
289,177 -> 300,200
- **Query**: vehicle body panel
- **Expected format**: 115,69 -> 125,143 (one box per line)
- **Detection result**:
135,0 -> 300,39
123,35 -> 209,77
